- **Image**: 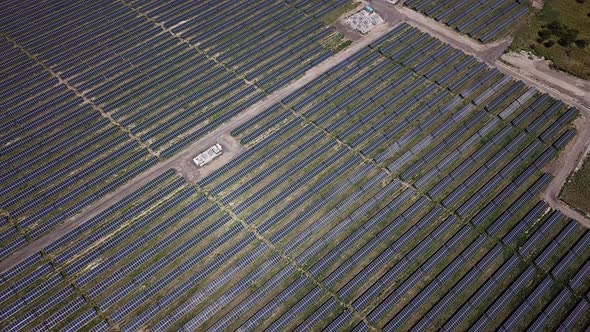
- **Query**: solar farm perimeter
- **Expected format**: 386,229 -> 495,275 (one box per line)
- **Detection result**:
1,1 -> 589,332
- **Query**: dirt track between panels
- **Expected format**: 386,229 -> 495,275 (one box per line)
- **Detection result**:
0,22 -> 401,274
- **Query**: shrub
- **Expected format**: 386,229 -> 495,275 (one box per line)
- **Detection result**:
542,20 -> 579,46
538,29 -> 552,40
558,28 -> 579,46
546,20 -> 564,35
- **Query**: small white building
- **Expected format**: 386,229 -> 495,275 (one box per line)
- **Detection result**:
193,143 -> 223,167
345,6 -> 385,34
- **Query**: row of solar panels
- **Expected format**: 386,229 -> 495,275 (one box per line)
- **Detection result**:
0,42 -> 159,259
0,0 -> 343,158
209,24 -> 588,330
405,0 -> 529,43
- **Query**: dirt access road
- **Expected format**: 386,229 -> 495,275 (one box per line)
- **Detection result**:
500,52 -> 590,109
370,0 -> 590,227
372,0 -> 590,111
543,115 -> 590,228
0,22 -> 400,274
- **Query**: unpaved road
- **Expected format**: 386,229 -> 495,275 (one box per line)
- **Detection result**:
0,23 -> 400,274
544,114 -> 590,228
500,52 -> 590,108
497,58 -> 590,227
376,1 -> 590,227
379,1 -> 590,112
379,3 -> 513,63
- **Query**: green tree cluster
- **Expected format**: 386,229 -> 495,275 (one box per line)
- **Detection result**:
537,19 -> 588,48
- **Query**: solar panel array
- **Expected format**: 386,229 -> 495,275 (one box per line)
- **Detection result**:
404,0 -> 530,43
0,0 -> 352,262
1,22 -> 587,331
0,37 -> 157,259
0,0 -> 349,160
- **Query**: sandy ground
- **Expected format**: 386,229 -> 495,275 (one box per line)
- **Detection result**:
335,20 -> 363,41
0,22 -> 400,274
531,0 -> 544,10
543,113 -> 590,227
500,51 -> 590,108
390,3 -> 513,63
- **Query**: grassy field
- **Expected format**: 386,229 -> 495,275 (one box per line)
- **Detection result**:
561,154 -> 590,215
511,0 -> 590,79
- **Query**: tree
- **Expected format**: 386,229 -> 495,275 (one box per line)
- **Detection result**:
575,39 -> 588,48
538,29 -> 552,40
546,20 -> 563,35
558,28 -> 579,46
